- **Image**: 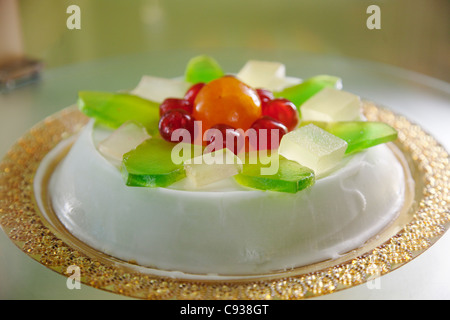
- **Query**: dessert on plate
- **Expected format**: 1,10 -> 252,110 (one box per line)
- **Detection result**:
46,56 -> 412,276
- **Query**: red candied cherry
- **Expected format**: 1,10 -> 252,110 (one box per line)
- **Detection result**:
184,82 -> 206,105
262,98 -> 299,132
249,116 -> 288,150
159,98 -> 193,116
159,109 -> 196,143
256,88 -> 274,108
204,124 -> 245,155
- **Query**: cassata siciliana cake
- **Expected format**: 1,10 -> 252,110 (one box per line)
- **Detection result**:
46,56 -> 412,276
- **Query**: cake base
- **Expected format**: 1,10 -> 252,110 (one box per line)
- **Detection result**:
43,120 -> 413,276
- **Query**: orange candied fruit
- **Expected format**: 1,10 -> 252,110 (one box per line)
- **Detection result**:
192,76 -> 262,134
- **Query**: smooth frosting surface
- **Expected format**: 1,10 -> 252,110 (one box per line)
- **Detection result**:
47,121 -> 409,276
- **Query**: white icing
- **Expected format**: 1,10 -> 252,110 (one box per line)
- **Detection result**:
47,121 -> 409,276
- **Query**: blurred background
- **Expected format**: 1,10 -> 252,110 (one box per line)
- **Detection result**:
14,0 -> 450,82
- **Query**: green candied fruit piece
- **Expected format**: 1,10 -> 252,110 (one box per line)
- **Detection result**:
327,121 -> 398,154
184,55 -> 224,83
78,91 -> 160,135
234,153 -> 315,193
273,75 -> 341,109
300,121 -> 398,154
121,139 -> 187,187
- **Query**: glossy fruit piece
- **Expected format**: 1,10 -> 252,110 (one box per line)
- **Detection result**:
234,154 -> 315,193
193,76 -> 262,133
248,117 -> 288,150
236,60 -> 286,90
262,98 -> 299,131
78,91 -> 160,135
279,124 -> 348,175
184,55 -> 224,84
273,75 -> 342,108
256,88 -> 274,108
158,109 -> 196,143
131,76 -> 190,103
300,88 -> 361,122
301,120 -> 398,154
184,148 -> 243,187
121,138 -> 187,187
159,98 -> 193,116
98,121 -> 151,165
184,82 -> 206,105
204,124 -> 245,155
327,121 -> 397,154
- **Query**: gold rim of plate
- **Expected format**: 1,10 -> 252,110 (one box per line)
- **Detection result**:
0,103 -> 449,300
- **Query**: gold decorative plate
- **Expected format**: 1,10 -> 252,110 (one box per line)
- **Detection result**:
0,103 -> 449,300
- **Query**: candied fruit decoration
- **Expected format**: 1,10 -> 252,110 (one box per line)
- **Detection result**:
274,75 -> 342,108
159,98 -> 193,116
185,55 -> 224,84
204,124 -> 245,155
236,60 -> 289,91
122,139 -> 186,188
99,121 -> 151,165
279,124 -> 348,175
300,88 -> 361,122
193,76 -> 262,133
262,98 -> 299,132
158,109 -> 196,143
131,76 -> 190,103
249,117 -> 288,150
256,88 -> 275,108
78,91 -> 160,135
302,121 -> 398,154
327,121 -> 397,154
184,148 -> 243,188
184,82 -> 206,105
234,155 -> 315,193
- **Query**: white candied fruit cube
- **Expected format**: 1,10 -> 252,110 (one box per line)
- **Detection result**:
99,121 -> 151,166
131,75 -> 190,103
301,87 -> 362,122
184,148 -> 243,187
278,124 -> 348,175
237,60 -> 300,91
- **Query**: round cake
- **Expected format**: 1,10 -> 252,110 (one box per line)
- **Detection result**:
42,56 -> 414,276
